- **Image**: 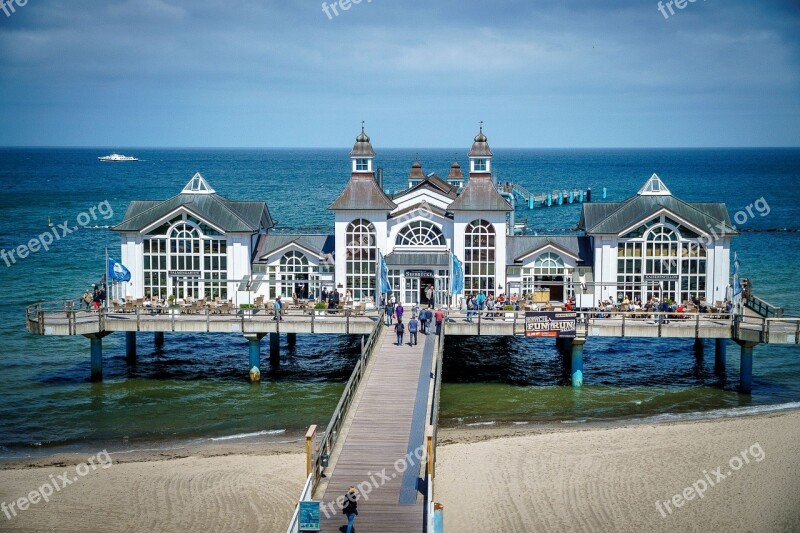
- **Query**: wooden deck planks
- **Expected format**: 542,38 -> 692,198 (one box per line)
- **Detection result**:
318,330 -> 437,532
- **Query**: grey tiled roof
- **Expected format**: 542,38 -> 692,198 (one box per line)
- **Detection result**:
252,234 -> 334,262
385,252 -> 450,267
579,194 -> 738,235
506,235 -> 594,266
448,177 -> 512,212
329,176 -> 397,211
113,193 -> 273,233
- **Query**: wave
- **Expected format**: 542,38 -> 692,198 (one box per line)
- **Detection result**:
209,429 -> 286,441
635,401 -> 800,424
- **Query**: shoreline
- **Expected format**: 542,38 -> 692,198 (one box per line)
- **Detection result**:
2,405 -> 798,470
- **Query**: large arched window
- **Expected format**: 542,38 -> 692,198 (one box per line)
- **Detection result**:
464,219 -> 495,295
395,221 -> 446,247
279,251 -> 310,298
346,219 -> 376,301
617,219 -> 706,303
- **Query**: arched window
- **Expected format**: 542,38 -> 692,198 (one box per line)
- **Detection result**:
346,219 -> 376,301
522,252 -> 571,302
617,220 -> 706,304
395,221 -> 446,247
279,251 -> 310,298
464,220 -> 495,295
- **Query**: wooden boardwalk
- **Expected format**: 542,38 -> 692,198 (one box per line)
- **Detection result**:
316,327 -> 436,532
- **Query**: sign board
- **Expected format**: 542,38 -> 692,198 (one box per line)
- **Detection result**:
168,270 -> 201,277
525,311 -> 577,338
298,501 -> 321,531
644,274 -> 679,281
404,269 -> 435,278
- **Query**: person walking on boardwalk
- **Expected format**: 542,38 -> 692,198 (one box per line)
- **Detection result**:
408,315 -> 419,346
419,306 -> 428,334
342,486 -> 358,533
395,302 -> 404,323
425,284 -> 434,308
82,289 -> 92,311
395,318 -> 405,346
385,297 -> 395,326
434,308 -> 445,336
476,291 -> 486,314
273,295 -> 283,321
92,287 -> 101,311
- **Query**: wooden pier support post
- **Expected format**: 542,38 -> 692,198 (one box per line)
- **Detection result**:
714,338 -> 727,376
125,331 -> 137,363
737,341 -> 757,394
245,333 -> 264,382
287,333 -> 297,346
154,331 -> 164,349
269,332 -> 280,367
570,339 -> 585,387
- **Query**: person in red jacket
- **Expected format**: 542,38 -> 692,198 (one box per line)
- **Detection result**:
434,308 -> 445,335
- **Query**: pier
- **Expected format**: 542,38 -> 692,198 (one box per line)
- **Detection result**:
498,181 -> 600,208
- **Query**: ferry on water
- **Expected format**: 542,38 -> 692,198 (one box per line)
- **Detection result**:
98,153 -> 138,162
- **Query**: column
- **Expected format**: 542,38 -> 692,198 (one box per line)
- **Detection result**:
714,338 -> 727,376
245,334 -> 264,382
738,342 -> 756,394
270,332 -> 280,367
154,331 -> 164,349
570,338 -> 585,387
693,338 -> 704,357
125,331 -> 137,363
89,335 -> 103,382
287,333 -> 297,346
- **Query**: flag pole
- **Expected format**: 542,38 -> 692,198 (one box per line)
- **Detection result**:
105,247 -> 109,309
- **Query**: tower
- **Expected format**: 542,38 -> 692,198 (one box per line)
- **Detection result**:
468,122 -> 493,179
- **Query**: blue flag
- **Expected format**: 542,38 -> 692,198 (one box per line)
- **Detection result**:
451,254 -> 464,295
108,258 -> 132,282
379,252 -> 392,294
732,252 -> 742,297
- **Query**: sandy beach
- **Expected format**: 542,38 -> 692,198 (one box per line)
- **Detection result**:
1,411 -> 798,532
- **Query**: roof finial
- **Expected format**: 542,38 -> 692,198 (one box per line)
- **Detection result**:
479,120 -> 483,133
361,120 -> 365,134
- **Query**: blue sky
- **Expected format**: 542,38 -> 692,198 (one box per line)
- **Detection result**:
1,0 -> 798,148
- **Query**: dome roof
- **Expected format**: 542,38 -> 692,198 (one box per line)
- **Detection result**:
349,124 -> 375,158
469,125 -> 493,158
408,160 -> 425,179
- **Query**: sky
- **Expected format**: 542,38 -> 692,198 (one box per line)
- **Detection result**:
0,0 -> 799,148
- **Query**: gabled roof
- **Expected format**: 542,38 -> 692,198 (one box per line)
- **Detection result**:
113,175 -> 273,233
578,181 -> 738,236
328,176 -> 397,211
506,235 -> 594,266
390,202 -> 451,221
448,160 -> 464,179
395,174 -> 458,201
448,177 -> 512,212
252,234 -> 335,262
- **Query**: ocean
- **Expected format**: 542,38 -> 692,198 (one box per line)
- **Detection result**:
1,147 -> 799,457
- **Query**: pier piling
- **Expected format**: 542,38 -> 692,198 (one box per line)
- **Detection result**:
245,334 -> 265,382
269,332 -> 280,366
287,333 -> 297,346
125,331 -> 137,363
570,339 -> 585,387
85,334 -> 106,382
714,338 -> 727,375
737,341 -> 757,394
693,338 -> 704,357
154,331 -> 164,349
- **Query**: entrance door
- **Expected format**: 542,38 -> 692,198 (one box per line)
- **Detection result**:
420,277 -> 434,307
404,278 -> 419,306
172,277 -> 199,300
543,276 -> 564,302
294,273 -> 309,299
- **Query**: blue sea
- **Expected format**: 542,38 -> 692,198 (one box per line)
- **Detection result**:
1,147 -> 799,458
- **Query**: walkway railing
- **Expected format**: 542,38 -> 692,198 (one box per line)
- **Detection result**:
424,320 -> 446,532
745,294 -> 784,318
25,301 -> 380,336
734,314 -> 800,344
286,312 -> 384,533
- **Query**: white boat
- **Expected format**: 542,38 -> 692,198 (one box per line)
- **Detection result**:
98,153 -> 138,162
